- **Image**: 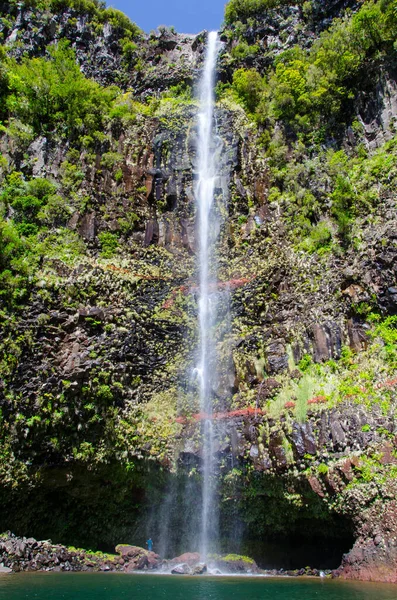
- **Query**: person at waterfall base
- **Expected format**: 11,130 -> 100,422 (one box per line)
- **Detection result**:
146,538 -> 153,552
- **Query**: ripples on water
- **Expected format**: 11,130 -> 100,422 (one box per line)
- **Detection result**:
1,574 -> 397,600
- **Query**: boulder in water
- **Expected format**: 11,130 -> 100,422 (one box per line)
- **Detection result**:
192,563 -> 207,575
115,545 -> 146,559
210,554 -> 259,574
170,552 -> 200,566
0,566 -> 12,574
116,545 -> 159,571
171,563 -> 192,575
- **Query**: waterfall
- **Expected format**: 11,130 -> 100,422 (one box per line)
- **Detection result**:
152,32 -> 226,563
195,30 -> 221,562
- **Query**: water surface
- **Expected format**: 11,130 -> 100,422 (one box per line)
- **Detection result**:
1,573 -> 396,600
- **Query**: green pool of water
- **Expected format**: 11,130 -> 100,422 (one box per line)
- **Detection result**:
0,573 -> 396,600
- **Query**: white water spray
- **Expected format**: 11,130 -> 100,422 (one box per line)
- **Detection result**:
195,31 -> 221,562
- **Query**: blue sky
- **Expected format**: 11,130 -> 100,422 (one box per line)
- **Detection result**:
108,0 -> 227,34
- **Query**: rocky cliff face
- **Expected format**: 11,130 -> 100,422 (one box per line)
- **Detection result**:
0,0 -> 397,582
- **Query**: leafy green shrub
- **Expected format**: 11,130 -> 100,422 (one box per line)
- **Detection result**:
114,169 -> 123,183
99,7 -> 140,36
120,39 -> 138,66
100,152 -> 123,169
298,354 -> 313,372
231,42 -> 260,60
299,221 -> 333,254
371,316 -> 397,367
37,229 -> 86,263
225,0 -> 294,24
6,41 -> 119,139
228,0 -> 397,137
117,213 -> 139,234
0,219 -> 24,272
60,161 -> 85,192
330,176 -> 355,245
232,68 -> 264,113
15,222 -> 39,236
3,176 -> 57,228
317,463 -> 329,475
37,194 -> 71,226
0,218 -> 31,304
96,384 -> 113,402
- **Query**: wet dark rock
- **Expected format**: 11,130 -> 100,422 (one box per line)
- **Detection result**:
0,534 -> 152,573
309,322 -> 342,363
331,418 -> 347,450
78,212 -> 96,240
269,431 -> 288,468
347,319 -> 368,352
211,555 -> 259,574
171,563 -> 192,575
258,378 -> 281,400
266,341 -> 288,373
291,422 -> 317,457
192,563 -> 207,575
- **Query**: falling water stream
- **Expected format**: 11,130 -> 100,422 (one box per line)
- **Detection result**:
195,31 -> 221,562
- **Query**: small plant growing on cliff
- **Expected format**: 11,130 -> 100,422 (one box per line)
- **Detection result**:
298,354 -> 312,372
98,232 -> 119,258
114,169 -> 123,183
371,316 -> 397,367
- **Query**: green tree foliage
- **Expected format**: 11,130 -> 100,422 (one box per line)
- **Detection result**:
231,41 -> 260,60
1,173 -> 57,232
6,41 -> 119,138
225,0 -> 294,24
0,219 -> 24,272
228,0 -> 397,133
232,68 -> 264,113
0,172 -> 66,302
0,218 -> 31,303
330,176 -> 355,245
370,315 -> 397,367
0,47 -> 9,121
268,132 -> 397,251
7,0 -> 142,36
